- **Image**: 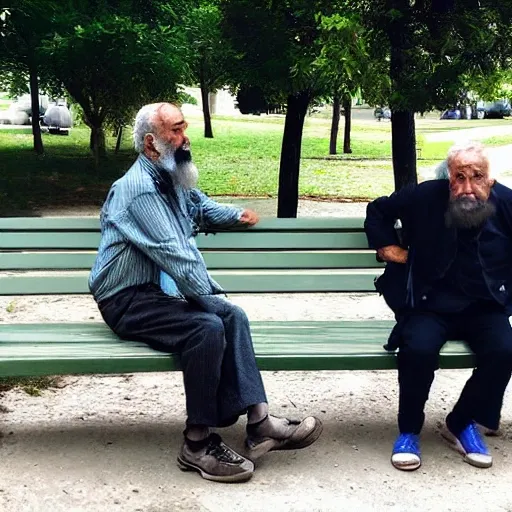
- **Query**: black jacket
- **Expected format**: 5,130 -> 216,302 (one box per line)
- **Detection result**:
365,180 -> 512,348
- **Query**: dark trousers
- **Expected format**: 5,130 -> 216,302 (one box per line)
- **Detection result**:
398,304 -> 512,435
98,284 -> 267,427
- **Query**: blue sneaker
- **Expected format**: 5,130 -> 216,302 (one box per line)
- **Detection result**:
391,433 -> 421,471
441,422 -> 492,468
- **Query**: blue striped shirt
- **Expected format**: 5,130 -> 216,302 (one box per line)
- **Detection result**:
89,154 -> 242,302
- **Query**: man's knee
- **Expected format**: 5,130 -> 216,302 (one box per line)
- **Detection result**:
400,320 -> 445,358
486,343 -> 512,365
188,313 -> 226,352
478,322 -> 512,363
226,303 -> 249,325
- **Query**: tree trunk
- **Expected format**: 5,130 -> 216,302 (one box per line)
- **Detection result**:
200,78 -> 214,139
391,110 -> 417,190
277,91 -> 311,218
329,95 -> 341,155
388,0 -> 417,190
28,62 -> 44,155
115,125 -> 123,153
89,124 -> 107,165
342,96 -> 352,154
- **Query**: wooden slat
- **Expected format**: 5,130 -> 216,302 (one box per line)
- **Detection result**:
200,232 -> 369,250
0,231 -> 369,250
0,252 -> 97,270
0,321 -> 474,376
0,232 -> 101,249
0,269 -> 382,295
0,217 -> 365,232
0,251 -> 383,270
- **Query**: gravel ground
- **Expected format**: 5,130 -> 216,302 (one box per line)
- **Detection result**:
1,200 -> 512,512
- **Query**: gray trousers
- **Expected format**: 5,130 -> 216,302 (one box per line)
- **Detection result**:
98,284 -> 267,427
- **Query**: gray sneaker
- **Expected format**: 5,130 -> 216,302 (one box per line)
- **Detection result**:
177,433 -> 254,483
246,415 -> 323,460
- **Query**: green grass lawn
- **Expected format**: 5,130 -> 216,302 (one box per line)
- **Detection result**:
1,114 -> 511,214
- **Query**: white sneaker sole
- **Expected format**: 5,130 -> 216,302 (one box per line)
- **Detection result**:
440,428 -> 493,469
391,453 -> 421,471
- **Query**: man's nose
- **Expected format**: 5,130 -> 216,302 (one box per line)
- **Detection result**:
183,134 -> 190,146
462,179 -> 474,194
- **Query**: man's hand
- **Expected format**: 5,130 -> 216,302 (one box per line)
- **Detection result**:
239,209 -> 259,226
377,245 -> 408,264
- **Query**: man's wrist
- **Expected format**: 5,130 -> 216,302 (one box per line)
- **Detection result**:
377,245 -> 408,264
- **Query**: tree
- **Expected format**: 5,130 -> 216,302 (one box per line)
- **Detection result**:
361,0 -> 512,190
183,1 -> 234,138
314,13 -> 374,155
0,2 -> 58,155
42,2 -> 190,163
222,0 -> 339,217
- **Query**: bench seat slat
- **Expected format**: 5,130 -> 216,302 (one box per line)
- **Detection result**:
0,269 -> 382,295
0,321 -> 474,376
0,251 -> 384,271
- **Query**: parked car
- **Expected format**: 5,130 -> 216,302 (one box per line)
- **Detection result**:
0,93 -> 49,125
0,104 -> 30,125
482,100 -> 512,119
440,108 -> 461,120
374,107 -> 391,121
43,100 -> 72,135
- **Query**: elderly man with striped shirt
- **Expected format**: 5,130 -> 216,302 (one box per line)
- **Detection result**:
89,103 -> 322,483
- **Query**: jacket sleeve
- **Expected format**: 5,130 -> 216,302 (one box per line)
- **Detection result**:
191,189 -> 243,229
364,184 -> 416,250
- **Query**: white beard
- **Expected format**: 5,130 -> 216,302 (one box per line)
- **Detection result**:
172,161 -> 199,190
153,139 -> 199,190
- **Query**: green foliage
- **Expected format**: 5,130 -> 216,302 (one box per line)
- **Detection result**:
183,1 -> 233,93
313,13 -> 366,93
0,1 -> 58,95
178,91 -> 198,106
313,12 -> 389,104
361,0 -> 512,111
42,10 -> 189,127
221,0 -> 336,99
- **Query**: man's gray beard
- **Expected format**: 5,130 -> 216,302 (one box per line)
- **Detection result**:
154,141 -> 199,190
445,196 -> 496,229
171,160 -> 199,190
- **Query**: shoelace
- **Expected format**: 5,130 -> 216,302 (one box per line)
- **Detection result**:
461,423 -> 488,453
206,434 -> 245,464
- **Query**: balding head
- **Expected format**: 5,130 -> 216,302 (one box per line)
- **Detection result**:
133,102 -> 187,154
132,102 -> 197,189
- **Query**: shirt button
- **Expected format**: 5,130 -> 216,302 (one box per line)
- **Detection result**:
499,285 -> 506,293
421,295 -> 427,301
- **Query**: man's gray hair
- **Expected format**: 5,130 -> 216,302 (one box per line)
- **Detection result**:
133,103 -> 161,153
435,141 -> 492,180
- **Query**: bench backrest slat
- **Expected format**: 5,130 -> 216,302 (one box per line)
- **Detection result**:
0,217 -> 365,231
0,231 -> 369,250
0,251 -> 383,271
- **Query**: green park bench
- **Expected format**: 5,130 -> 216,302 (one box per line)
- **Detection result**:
0,217 -> 475,377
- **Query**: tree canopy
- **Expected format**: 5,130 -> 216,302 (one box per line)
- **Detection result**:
42,1 -> 190,162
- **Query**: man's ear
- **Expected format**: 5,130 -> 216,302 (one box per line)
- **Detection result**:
144,133 -> 159,160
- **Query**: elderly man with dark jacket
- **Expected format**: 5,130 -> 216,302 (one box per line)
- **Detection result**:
365,142 -> 512,471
